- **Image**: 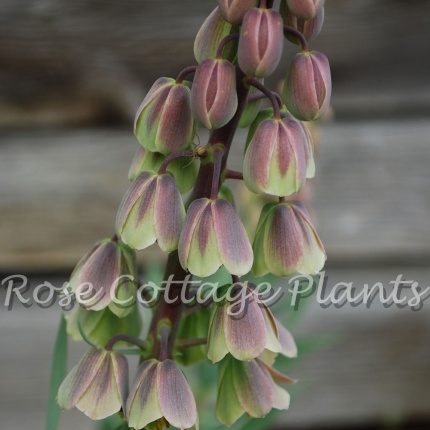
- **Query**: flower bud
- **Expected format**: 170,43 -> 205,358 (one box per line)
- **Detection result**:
68,239 -> 137,316
245,107 -> 276,151
134,78 -> 195,155
218,0 -> 258,25
238,81 -> 264,128
286,0 -> 324,20
127,359 -> 197,430
191,58 -> 238,130
128,146 -> 199,194
238,8 -> 284,78
178,198 -> 253,277
216,356 -> 294,426
208,282 -> 282,363
284,50 -> 332,121
116,171 -> 185,252
243,115 -> 315,197
66,305 -> 142,347
281,0 -> 324,43
194,7 -> 238,63
253,201 -> 326,277
58,347 -> 128,420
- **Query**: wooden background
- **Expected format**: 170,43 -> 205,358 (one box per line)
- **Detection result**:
0,0 -> 429,429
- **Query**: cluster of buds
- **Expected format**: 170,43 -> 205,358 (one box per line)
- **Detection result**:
58,0 -> 331,428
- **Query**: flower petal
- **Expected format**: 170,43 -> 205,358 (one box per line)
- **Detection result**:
58,347 -> 106,411
157,360 -> 197,429
207,306 -> 229,363
275,318 -> 298,358
126,359 -> 162,429
212,199 -> 253,276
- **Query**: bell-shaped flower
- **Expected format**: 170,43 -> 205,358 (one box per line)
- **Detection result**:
128,145 -> 199,194
126,359 -> 197,430
178,198 -> 253,277
194,7 -> 237,63
116,171 -> 185,252
68,239 -> 137,317
244,115 -> 315,197
216,356 -> 295,426
134,77 -> 195,155
191,58 -> 238,130
284,50 -> 332,121
238,7 -> 284,78
285,0 -> 324,20
281,0 -> 324,43
207,282 -> 283,363
58,347 -> 128,420
253,201 -> 326,277
218,0 -> 258,25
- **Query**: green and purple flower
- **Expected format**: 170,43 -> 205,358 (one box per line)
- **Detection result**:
126,359 -> 197,430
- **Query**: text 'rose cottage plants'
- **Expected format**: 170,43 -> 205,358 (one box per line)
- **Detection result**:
56,0 -> 331,428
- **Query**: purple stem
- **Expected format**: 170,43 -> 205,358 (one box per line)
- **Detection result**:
176,65 -> 197,84
245,77 -> 281,119
216,33 -> 240,59
284,25 -> 309,51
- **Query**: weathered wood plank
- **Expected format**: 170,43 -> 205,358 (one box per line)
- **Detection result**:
1,0 -> 430,126
0,120 -> 429,272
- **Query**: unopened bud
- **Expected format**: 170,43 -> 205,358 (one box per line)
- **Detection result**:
285,0 -> 324,20
238,7 -> 284,78
218,0 -> 258,25
134,78 -> 195,155
191,58 -> 238,130
284,51 -> 331,121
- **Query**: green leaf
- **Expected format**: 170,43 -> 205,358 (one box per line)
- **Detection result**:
46,314 -> 68,430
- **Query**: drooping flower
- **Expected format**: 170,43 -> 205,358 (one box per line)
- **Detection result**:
285,0 -> 324,20
58,347 -> 128,420
134,77 -> 195,155
238,7 -> 284,78
216,356 -> 295,426
207,282 -> 283,363
194,6 -> 238,63
243,114 -> 315,197
116,171 -> 185,252
178,198 -> 253,277
218,0 -> 258,25
281,0 -> 324,43
253,201 -> 326,277
284,50 -> 332,121
191,58 -> 238,130
68,238 -> 137,317
128,145 -> 199,194
126,359 -> 197,430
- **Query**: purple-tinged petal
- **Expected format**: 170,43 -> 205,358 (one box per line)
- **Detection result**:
286,0 -> 324,20
223,290 -> 267,360
157,360 -> 197,429
211,199 -> 253,276
58,348 -> 106,411
275,318 -> 298,358
232,359 -> 273,417
259,360 -> 297,384
111,352 -> 129,413
126,359 -> 162,429
218,0 -> 258,25
261,304 -> 282,354
154,174 -> 185,252
76,352 -> 123,420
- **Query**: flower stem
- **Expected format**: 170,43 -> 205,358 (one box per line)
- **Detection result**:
245,77 -> 281,119
159,325 -> 170,361
176,338 -> 208,348
158,150 -> 194,175
210,147 -> 224,200
284,25 -> 309,51
176,65 -> 197,84
105,334 -> 148,351
225,169 -> 243,180
216,33 -> 240,59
